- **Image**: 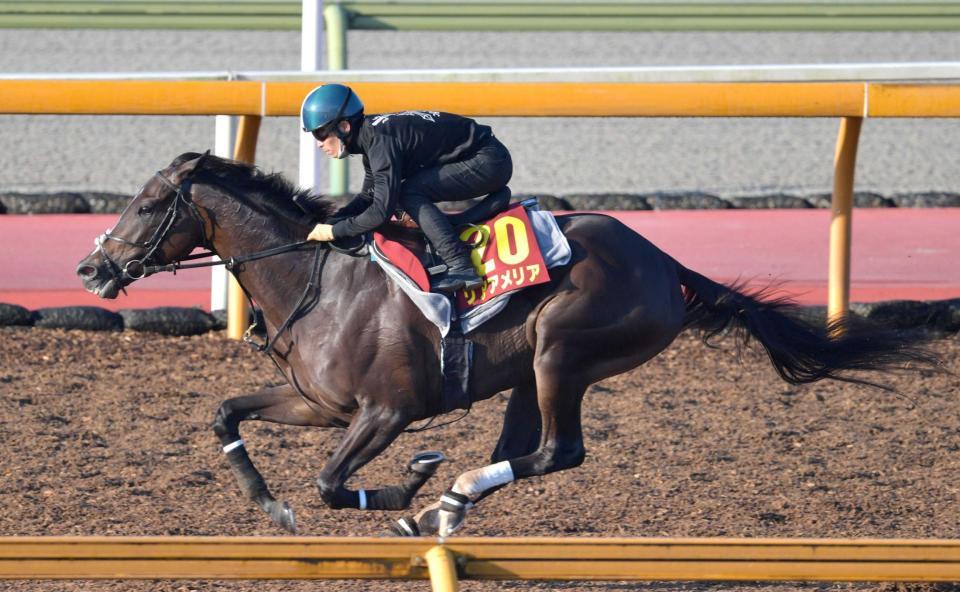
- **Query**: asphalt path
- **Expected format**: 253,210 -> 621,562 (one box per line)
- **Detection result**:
5,210 -> 958,311
1,29 -> 960,196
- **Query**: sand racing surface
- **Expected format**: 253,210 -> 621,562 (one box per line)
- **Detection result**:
1,327 -> 958,591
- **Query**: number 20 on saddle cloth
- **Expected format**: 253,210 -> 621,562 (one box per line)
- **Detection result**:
370,202 -> 572,337
457,204 -> 549,309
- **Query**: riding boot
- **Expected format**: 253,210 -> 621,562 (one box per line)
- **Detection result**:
402,200 -> 483,293
432,252 -> 483,293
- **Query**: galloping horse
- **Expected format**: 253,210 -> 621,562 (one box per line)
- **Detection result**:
77,152 -> 936,535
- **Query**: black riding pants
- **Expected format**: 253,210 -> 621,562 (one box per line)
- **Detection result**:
399,137 -> 512,267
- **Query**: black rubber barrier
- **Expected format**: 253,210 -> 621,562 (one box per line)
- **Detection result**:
0,303 -> 34,326
0,192 -> 90,214
646,192 -> 731,210
852,299 -> 960,334
561,193 -> 651,211
2,190 -> 959,215
889,192 -> 960,208
119,307 -> 216,336
2,301 -> 958,336
728,194 -> 813,209
33,306 -> 124,332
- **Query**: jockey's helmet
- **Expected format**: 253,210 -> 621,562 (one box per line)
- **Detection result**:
300,84 -> 364,137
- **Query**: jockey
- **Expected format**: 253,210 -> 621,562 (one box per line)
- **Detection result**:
301,83 -> 513,293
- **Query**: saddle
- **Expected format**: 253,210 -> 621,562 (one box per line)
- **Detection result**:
377,187 -> 514,286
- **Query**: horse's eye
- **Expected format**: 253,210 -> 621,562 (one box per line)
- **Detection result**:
138,205 -> 152,216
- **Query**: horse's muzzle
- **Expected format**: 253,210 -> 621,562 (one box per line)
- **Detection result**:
76,257 -> 123,299
76,263 -> 98,282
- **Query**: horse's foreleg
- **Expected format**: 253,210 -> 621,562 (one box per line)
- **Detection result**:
211,384 -> 334,533
314,404 -> 427,511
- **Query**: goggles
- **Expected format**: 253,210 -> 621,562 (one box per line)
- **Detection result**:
311,124 -> 335,142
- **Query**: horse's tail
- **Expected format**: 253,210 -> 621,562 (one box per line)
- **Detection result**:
675,263 -> 940,389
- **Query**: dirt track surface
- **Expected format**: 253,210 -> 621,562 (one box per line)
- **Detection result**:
1,327 -> 958,592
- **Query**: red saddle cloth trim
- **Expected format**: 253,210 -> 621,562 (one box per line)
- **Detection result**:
373,231 -> 431,292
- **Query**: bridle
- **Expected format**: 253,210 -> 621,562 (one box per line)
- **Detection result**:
96,167 -> 324,283
93,162 -> 326,357
94,169 -> 210,287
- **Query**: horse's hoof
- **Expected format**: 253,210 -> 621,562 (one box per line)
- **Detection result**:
414,506 -> 440,536
437,491 -> 469,537
390,516 -> 420,537
267,500 -> 297,534
409,451 -> 446,476
438,508 -> 465,537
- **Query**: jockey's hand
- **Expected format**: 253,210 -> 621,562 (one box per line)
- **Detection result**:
396,211 -> 418,229
307,223 -> 335,242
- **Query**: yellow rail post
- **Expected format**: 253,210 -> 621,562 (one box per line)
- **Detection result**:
423,545 -> 459,592
828,116 -> 863,328
227,115 -> 262,340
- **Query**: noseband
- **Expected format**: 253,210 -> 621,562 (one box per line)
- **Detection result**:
95,170 -> 208,285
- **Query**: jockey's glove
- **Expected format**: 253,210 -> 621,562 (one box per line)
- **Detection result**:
307,223 -> 335,242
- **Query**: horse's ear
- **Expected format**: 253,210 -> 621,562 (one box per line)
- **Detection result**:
172,150 -> 210,181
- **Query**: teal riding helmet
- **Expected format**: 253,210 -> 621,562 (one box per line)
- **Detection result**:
300,84 -> 365,134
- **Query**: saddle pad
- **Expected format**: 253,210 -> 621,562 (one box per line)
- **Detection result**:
370,209 -> 571,336
372,232 -> 430,292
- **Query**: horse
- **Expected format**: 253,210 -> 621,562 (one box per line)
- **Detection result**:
76,152 -> 938,536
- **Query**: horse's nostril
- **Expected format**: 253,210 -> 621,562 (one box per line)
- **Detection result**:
76,264 -> 98,280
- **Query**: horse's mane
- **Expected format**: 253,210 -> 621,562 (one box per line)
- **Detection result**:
173,152 -> 335,224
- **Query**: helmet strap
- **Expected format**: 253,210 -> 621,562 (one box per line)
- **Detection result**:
333,120 -> 351,159
324,88 -> 358,159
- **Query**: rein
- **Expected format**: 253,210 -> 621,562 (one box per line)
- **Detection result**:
96,168 -> 318,282
238,243 -> 329,357
141,239 -> 314,278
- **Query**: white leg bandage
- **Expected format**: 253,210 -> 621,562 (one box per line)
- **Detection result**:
222,439 -> 245,454
358,489 -> 367,510
451,461 -> 515,498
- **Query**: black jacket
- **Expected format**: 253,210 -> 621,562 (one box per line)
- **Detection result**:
330,111 -> 493,239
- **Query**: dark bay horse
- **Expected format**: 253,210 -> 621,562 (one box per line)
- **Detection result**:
77,152 -> 937,535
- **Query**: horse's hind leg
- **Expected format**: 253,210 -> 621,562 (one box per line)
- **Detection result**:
490,382 -> 542,465
395,382 -> 540,536
405,361 -> 589,536
212,384 -> 335,533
